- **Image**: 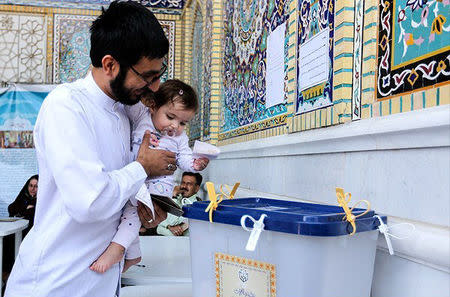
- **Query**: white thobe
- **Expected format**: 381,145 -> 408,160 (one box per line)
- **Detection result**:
5,73 -> 147,297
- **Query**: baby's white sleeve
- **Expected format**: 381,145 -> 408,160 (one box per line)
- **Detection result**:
176,133 -> 197,172
124,102 -> 152,160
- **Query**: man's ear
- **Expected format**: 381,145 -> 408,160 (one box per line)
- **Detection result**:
194,185 -> 200,194
101,55 -> 119,78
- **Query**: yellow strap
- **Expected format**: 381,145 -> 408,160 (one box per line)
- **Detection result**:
336,187 -> 371,235
205,182 -> 240,222
220,182 -> 240,199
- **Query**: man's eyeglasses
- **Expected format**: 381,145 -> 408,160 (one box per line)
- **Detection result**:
130,62 -> 167,87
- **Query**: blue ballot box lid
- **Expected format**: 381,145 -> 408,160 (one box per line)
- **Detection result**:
183,197 -> 387,236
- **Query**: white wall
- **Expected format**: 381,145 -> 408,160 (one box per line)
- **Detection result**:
203,105 -> 450,297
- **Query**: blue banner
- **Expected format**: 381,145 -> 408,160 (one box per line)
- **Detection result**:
0,84 -> 55,216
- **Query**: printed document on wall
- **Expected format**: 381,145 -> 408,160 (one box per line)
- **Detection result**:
265,22 -> 286,108
298,28 -> 330,91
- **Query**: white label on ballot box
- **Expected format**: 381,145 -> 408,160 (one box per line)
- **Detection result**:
215,252 -> 276,297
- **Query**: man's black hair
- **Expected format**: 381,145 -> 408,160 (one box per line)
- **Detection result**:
90,0 -> 169,68
182,172 -> 203,186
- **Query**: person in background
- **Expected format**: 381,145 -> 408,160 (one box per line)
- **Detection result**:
8,174 -> 38,234
157,172 -> 203,236
3,175 -> 39,290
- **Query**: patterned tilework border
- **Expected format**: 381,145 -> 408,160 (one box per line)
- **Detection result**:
205,0 -> 223,144
173,13 -> 183,79
0,0 -> 185,15
362,84 -> 450,119
181,1 -> 195,83
351,0 -> 364,120
218,114 -> 288,141
285,0 -> 299,134
160,19 -> 175,79
360,0 -> 379,113
328,0 -> 353,124
218,124 -> 288,146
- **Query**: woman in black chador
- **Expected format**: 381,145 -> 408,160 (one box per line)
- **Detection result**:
8,174 -> 39,233
3,175 -> 39,283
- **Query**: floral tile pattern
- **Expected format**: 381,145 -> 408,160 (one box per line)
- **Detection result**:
221,0 -> 288,137
377,0 -> 450,99
0,13 -> 47,83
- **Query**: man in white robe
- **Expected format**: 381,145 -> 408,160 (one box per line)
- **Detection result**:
5,2 -> 175,296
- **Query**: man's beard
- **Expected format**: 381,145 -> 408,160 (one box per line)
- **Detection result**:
110,66 -> 143,106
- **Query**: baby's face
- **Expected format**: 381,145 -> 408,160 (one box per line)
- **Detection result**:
150,101 -> 195,136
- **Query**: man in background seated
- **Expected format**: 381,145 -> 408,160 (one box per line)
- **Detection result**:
156,172 -> 202,236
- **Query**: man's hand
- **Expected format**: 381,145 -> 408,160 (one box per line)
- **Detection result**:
137,201 -> 167,228
172,185 -> 183,197
136,131 -> 177,177
168,224 -> 184,236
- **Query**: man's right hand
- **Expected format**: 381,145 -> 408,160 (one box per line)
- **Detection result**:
136,131 -> 177,177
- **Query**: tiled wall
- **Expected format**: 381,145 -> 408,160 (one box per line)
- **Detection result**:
182,0 -> 222,144
0,2 -> 183,84
0,0 -> 186,10
1,0 -> 447,145
181,0 -> 449,146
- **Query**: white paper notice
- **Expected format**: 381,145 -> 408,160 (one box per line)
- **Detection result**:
265,22 -> 286,108
192,140 -> 220,160
298,28 -> 330,91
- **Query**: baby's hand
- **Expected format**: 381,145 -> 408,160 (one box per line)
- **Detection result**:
149,132 -> 160,147
193,157 -> 209,171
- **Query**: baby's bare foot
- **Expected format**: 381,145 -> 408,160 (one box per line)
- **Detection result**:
122,257 -> 142,273
90,242 -> 125,273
